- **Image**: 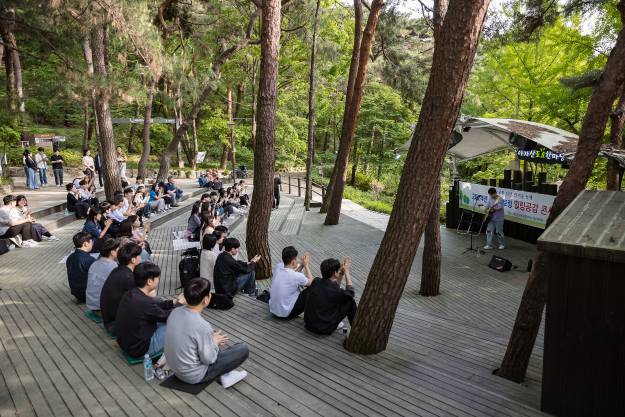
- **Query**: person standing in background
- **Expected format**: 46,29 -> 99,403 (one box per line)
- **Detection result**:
273,174 -> 281,209
116,147 -> 127,180
35,147 -> 48,187
50,150 -> 65,187
23,150 -> 38,190
94,152 -> 103,187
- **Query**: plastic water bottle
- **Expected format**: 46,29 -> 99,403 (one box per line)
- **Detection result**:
143,354 -> 154,382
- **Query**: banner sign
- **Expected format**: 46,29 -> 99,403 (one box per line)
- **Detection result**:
459,181 -> 555,229
516,145 -> 566,164
195,151 -> 207,163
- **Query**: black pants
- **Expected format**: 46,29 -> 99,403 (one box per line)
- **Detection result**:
287,289 -> 309,319
1,223 -> 34,241
96,169 -> 103,186
273,190 -> 280,208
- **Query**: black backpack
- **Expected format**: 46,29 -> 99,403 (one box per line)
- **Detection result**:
178,248 -> 200,288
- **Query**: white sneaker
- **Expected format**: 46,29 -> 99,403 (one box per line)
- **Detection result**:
21,241 -> 36,248
8,237 -> 22,247
483,245 -> 493,250
219,370 -> 248,388
498,245 -> 505,250
48,235 -> 60,241
336,321 -> 345,331
25,239 -> 40,246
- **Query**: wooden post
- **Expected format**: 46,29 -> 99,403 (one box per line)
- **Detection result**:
288,176 -> 292,194
298,177 -> 301,197
322,185 -> 325,201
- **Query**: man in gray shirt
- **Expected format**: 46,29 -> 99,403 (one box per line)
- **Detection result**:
165,278 -> 249,388
86,238 -> 119,312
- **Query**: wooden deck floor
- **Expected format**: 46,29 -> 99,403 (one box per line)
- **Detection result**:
0,193 -> 547,416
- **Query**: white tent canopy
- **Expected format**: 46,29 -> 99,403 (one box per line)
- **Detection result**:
448,117 -> 580,161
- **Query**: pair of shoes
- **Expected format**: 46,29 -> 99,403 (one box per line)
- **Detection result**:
336,321 -> 345,332
498,245 -> 505,250
220,369 -> 248,388
21,240 -> 39,248
47,235 -> 60,241
483,245 -> 493,250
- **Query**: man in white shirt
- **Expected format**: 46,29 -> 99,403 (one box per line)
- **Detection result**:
35,147 -> 48,187
269,246 -> 313,319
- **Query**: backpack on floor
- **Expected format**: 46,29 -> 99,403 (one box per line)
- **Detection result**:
178,250 -> 200,288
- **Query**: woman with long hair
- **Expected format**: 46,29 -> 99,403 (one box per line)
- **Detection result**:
83,206 -> 113,252
186,202 -> 202,241
200,234 -> 219,283
14,195 -> 57,241
116,147 -> 127,179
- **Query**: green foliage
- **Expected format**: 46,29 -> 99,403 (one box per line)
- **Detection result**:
0,125 -> 20,145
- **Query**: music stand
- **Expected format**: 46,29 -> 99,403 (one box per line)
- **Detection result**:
456,199 -> 486,256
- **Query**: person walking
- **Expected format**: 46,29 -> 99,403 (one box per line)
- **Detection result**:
35,147 -> 49,187
50,150 -> 65,187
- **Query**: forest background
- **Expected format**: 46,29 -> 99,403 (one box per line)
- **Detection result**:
0,0 -> 621,216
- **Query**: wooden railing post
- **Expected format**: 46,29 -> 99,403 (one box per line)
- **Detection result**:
288,176 -> 292,194
297,177 -> 301,197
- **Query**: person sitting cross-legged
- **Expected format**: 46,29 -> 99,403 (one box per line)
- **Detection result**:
269,246 -> 313,319
66,231 -> 96,303
0,194 -> 39,247
116,262 -> 185,358
100,242 -> 143,336
86,237 -> 119,314
214,237 -> 260,299
304,257 -> 357,335
165,278 -> 249,388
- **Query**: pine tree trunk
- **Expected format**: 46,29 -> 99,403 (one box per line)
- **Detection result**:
91,24 -> 122,200
137,77 -> 155,180
377,132 -> 385,177
321,0 -> 363,214
419,0 -> 449,298
305,0 -> 321,211
497,14 -> 625,382
227,87 -> 237,174
82,100 -> 90,151
127,101 -> 140,153
191,118 -> 198,171
251,58 -> 258,150
82,31 -> 96,152
324,0 -> 385,225
220,144 -> 229,170
246,0 -> 281,279
363,127 -> 375,174
350,137 -> 360,186
420,179 -> 441,296
344,0 -> 490,355
0,8 -> 23,120
3,43 -> 15,111
606,87 -> 625,190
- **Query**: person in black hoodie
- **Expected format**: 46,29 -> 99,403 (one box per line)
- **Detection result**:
214,237 -> 260,298
116,262 -> 185,358
304,257 -> 357,335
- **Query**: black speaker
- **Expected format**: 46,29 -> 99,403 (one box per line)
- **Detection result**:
488,255 -> 512,272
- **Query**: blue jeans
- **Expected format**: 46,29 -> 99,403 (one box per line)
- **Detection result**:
39,168 -> 48,185
237,270 -> 256,295
486,219 -> 505,247
147,322 -> 167,356
27,168 -> 37,190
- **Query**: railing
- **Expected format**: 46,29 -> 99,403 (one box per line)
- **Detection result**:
280,174 -> 326,202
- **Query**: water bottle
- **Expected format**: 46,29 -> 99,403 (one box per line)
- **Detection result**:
143,354 -> 154,382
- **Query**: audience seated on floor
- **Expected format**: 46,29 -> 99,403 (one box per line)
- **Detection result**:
186,202 -> 202,241
66,231 -> 96,303
116,262 -> 184,358
14,195 -> 58,241
214,237 -> 259,299
200,234 -> 219,283
304,257 -> 357,335
100,242 -> 143,336
117,215 -> 151,262
165,176 -> 183,203
109,194 -> 127,223
269,246 -> 313,319
0,194 -> 40,247
83,207 -> 113,252
86,237 -> 119,313
165,278 -> 249,388
67,183 -> 90,219
78,179 -> 99,207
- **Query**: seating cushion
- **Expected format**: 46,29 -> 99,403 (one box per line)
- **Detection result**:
84,310 -> 103,324
160,374 -> 212,395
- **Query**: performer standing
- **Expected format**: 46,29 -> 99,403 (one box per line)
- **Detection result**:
484,187 -> 506,250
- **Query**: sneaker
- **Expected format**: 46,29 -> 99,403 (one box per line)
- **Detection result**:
48,235 -> 60,241
336,321 -> 345,332
8,236 -> 22,248
483,245 -> 493,250
498,245 -> 505,250
21,241 -> 36,248
25,239 -> 40,246
219,370 -> 248,388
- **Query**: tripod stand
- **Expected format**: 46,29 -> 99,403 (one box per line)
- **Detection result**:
457,199 -> 486,256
